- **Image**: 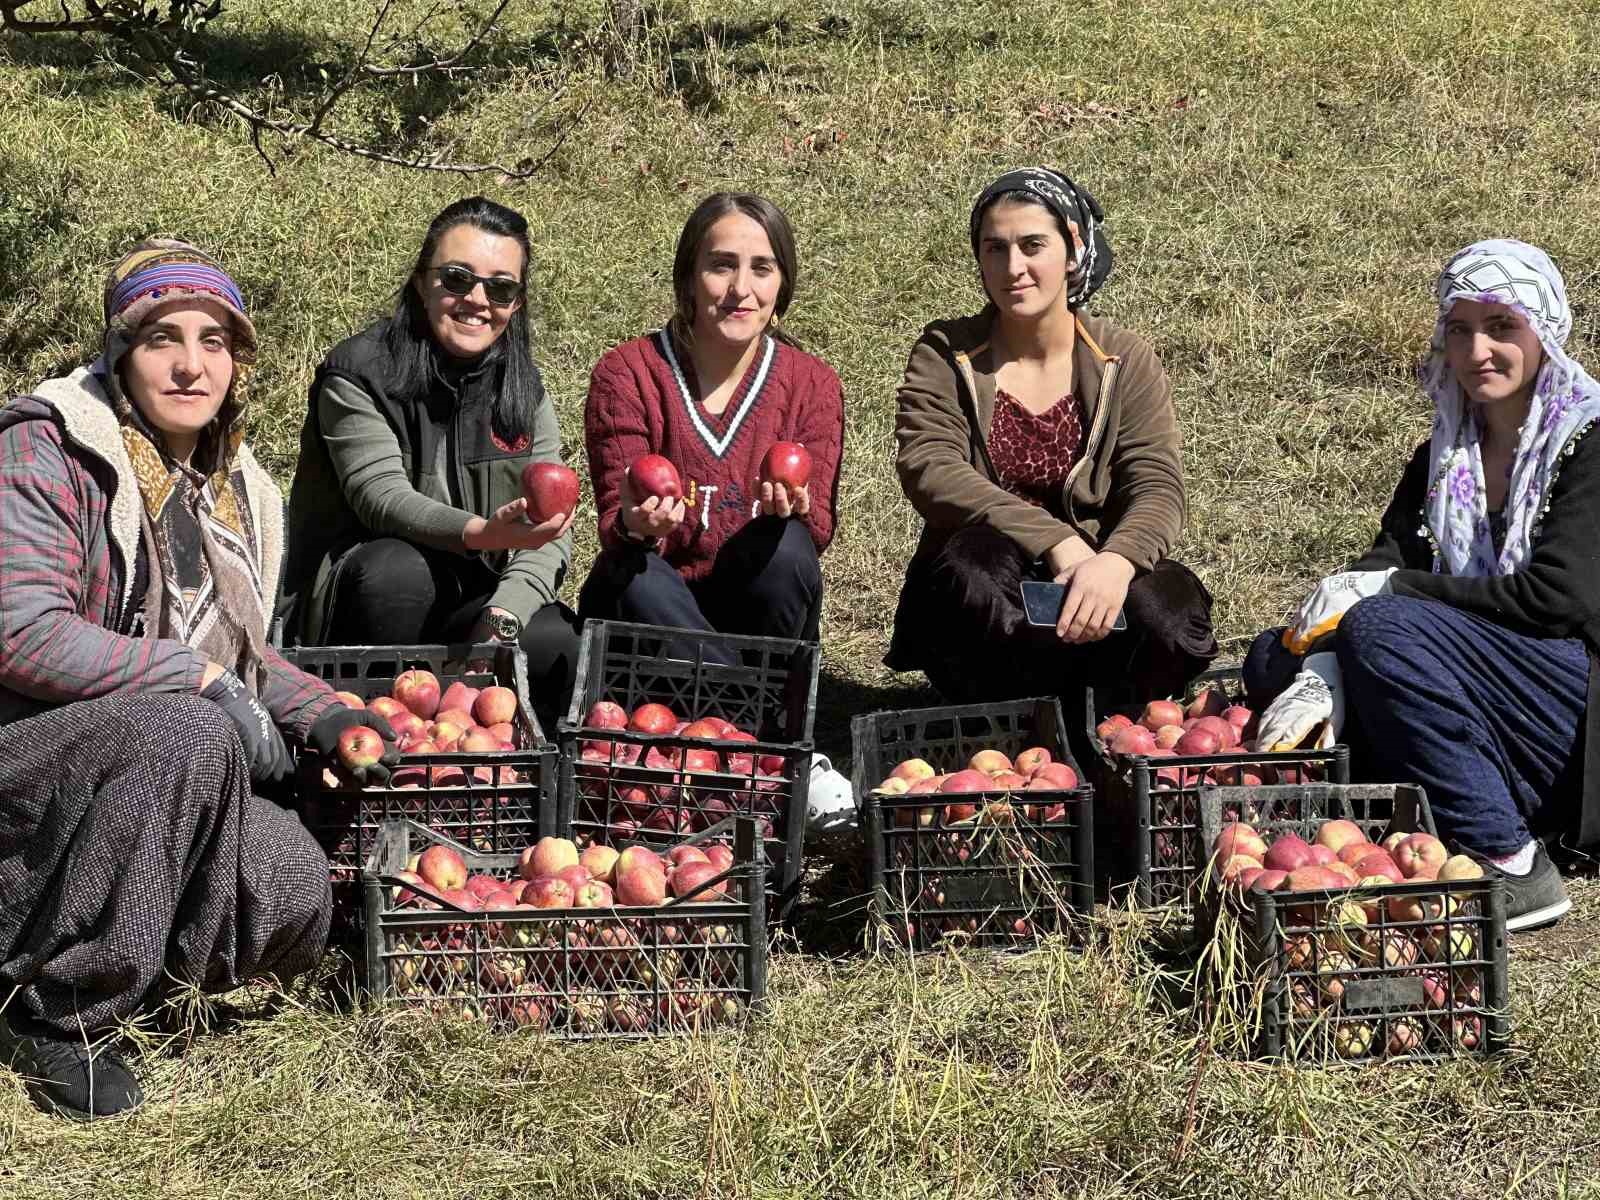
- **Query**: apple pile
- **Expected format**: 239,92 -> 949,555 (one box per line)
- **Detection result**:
574,700 -> 787,841
1211,820 -> 1491,1058
385,835 -> 748,1034
328,670 -> 526,789
870,747 -> 1079,827
1096,686 -> 1259,758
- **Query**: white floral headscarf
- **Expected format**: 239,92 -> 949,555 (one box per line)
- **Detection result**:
1422,239 -> 1600,577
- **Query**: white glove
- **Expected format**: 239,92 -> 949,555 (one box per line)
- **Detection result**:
1282,569 -> 1396,655
1254,652 -> 1344,752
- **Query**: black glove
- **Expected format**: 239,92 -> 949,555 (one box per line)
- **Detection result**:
307,705 -> 401,786
201,668 -> 294,785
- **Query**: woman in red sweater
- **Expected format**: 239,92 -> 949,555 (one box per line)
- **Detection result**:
579,193 -> 844,646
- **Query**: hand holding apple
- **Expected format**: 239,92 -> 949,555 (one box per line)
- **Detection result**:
619,470 -> 688,541
759,479 -> 810,519
309,705 -> 401,786
464,495 -> 575,552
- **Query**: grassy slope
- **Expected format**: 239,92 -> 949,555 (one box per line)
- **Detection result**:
3,0 -> 1600,1194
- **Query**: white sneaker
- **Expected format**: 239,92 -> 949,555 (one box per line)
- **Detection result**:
806,753 -> 857,833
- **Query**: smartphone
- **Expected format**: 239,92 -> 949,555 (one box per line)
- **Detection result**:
1020,580 -> 1128,631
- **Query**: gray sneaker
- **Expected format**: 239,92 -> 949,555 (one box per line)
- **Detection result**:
0,1012 -> 144,1120
1461,842 -> 1570,933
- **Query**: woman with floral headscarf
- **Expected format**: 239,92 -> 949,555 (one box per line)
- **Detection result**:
887,167 -> 1218,712
1246,239 -> 1600,931
0,240 -> 397,1119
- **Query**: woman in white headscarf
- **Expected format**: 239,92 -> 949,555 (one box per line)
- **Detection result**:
1244,239 -> 1600,932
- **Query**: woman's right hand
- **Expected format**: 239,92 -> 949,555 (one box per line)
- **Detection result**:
463,498 -> 574,552
619,476 -> 687,541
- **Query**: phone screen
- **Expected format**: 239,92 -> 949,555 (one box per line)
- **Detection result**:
1019,580 -> 1128,631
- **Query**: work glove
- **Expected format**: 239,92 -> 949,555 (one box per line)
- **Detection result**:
202,669 -> 294,785
307,705 -> 401,786
1254,652 -> 1344,752
1281,569 -> 1397,655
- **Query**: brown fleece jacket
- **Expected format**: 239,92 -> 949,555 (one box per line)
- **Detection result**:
895,308 -> 1184,573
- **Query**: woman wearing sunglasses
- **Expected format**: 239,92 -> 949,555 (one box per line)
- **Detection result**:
285,196 -> 581,730
577,192 -> 843,650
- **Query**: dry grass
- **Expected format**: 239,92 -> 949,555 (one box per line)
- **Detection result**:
4,0 -> 1600,1194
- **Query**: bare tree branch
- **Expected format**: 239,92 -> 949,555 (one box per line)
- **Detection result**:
0,0 -> 576,180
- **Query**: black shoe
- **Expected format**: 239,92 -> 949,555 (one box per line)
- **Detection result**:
1461,842 -> 1571,933
0,1013 -> 144,1120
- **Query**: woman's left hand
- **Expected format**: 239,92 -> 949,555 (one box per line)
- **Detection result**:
760,481 -> 810,518
1055,552 -> 1136,643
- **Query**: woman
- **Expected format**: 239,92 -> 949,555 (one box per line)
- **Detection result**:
284,196 -> 580,732
0,240 -> 395,1120
1246,239 -> 1600,932
886,167 -> 1217,710
578,192 -> 844,648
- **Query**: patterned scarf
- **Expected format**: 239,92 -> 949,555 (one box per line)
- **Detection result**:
970,167 -> 1113,309
1422,239 -> 1600,577
101,240 -> 271,691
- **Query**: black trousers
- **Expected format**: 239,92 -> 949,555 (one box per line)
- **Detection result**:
886,524 -> 1219,709
578,517 -> 823,662
319,537 -> 581,733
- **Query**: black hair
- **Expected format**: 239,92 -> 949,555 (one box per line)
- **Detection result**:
385,196 -> 541,440
667,192 -> 802,352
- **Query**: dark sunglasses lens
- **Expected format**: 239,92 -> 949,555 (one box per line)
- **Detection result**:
483,278 -> 521,305
436,266 -> 476,297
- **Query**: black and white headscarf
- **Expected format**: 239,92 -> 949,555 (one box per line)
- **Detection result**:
969,168 -> 1113,308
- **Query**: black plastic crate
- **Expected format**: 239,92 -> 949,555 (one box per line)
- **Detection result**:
555,621 -> 819,921
1086,666 -> 1350,912
285,643 -> 554,880
361,817 -> 767,1037
1198,784 -> 1507,1065
854,697 -> 1095,951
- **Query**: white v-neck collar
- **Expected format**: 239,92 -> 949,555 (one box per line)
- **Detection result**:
656,330 -> 775,460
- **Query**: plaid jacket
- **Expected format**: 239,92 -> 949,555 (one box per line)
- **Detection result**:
0,370 -> 336,736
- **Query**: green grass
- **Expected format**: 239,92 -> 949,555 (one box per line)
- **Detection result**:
5,0 -> 1600,1194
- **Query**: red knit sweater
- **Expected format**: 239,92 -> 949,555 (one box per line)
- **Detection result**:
584,332 -> 845,581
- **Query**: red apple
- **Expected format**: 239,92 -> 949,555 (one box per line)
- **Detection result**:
759,441 -> 812,491
579,844 -> 620,884
525,877 -> 575,908
1213,822 -> 1268,863
1110,725 -> 1158,756
439,682 -> 480,717
392,670 -> 441,720
890,758 -> 937,783
1154,724 -> 1185,749
667,845 -> 711,870
617,846 -> 665,878
1014,747 -> 1051,775
474,686 -> 518,727
939,769 -> 994,793
627,453 -> 683,501
629,703 -> 678,735
585,701 -> 628,731
1193,715 -> 1239,749
671,860 -> 728,901
573,879 -> 614,908
1263,833 -> 1314,874
464,874 -> 507,901
458,728 -> 501,753
557,864 -> 592,891
1095,713 -> 1134,741
336,725 -> 385,772
966,748 -> 1011,775
616,862 -> 668,906
1353,851 -> 1404,884
416,845 -> 467,891
521,461 -> 581,523
1315,819 -> 1368,855
520,836 -> 580,881
333,691 -> 365,709
1394,833 -> 1448,878
1186,688 -> 1227,719
1028,762 -> 1079,790
368,695 -> 409,723
703,844 -> 734,874
1140,699 -> 1185,732
1307,844 -> 1337,866
1174,728 -> 1221,756
1222,705 -> 1253,730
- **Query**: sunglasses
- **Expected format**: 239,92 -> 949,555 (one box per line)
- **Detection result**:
430,264 -> 522,307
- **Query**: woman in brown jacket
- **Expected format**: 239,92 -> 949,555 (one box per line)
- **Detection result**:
887,168 -> 1217,707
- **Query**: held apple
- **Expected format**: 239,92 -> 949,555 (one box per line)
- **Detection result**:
627,453 -> 683,501
521,462 -> 581,522
336,725 -> 385,772
758,441 -> 812,491
333,691 -> 366,709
